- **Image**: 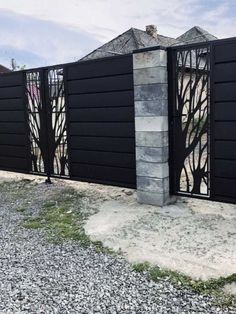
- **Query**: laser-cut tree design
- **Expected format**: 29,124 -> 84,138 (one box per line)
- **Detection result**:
26,68 -> 68,177
175,46 -> 210,195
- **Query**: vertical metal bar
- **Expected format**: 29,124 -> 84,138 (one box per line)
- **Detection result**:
40,69 -> 52,183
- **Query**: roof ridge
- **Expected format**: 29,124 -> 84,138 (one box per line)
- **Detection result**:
177,26 -> 217,42
131,28 -> 141,50
80,28 -> 134,60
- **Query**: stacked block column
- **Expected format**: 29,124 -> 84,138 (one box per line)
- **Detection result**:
133,47 -> 171,206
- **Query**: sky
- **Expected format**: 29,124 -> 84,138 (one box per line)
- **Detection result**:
0,0 -> 235,69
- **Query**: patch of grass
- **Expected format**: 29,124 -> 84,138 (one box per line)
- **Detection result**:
16,205 -> 27,213
132,263 -> 236,308
23,217 -> 43,229
21,186 -> 114,254
132,262 -> 150,273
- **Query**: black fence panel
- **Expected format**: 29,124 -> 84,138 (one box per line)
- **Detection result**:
211,38 -> 236,203
66,55 -> 136,188
0,72 -> 30,173
0,55 -> 136,188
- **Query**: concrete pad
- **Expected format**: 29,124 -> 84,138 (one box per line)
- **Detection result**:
85,196 -> 236,280
223,283 -> 236,296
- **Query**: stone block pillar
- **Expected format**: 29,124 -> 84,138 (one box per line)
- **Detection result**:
133,47 -> 172,206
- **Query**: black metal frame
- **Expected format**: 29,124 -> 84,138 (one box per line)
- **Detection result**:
25,65 -> 69,182
168,42 -> 211,199
168,37 -> 236,203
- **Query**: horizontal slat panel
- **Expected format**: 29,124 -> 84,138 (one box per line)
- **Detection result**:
0,156 -> 27,170
215,160 -> 236,178
214,177 -> 236,198
70,122 -> 135,137
215,82 -> 236,102
67,55 -> 132,80
71,150 -> 135,168
66,55 -> 135,187
0,145 -> 27,158
0,86 -> 23,99
70,136 -> 135,153
215,141 -> 236,160
215,42 -> 236,63
0,134 -> 27,146
0,98 -> 24,111
68,74 -> 133,94
215,102 -> 236,120
215,122 -> 236,140
0,123 -> 26,134
214,62 -> 236,83
0,72 -> 23,87
71,163 -> 136,185
68,90 -> 134,108
70,107 -> 134,122
0,111 -> 25,122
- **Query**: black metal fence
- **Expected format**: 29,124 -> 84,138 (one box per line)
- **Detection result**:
168,37 -> 236,203
2,37 -> 236,202
0,54 -> 136,188
0,72 -> 30,173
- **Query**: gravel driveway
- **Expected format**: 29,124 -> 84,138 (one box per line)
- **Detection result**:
0,179 -> 234,313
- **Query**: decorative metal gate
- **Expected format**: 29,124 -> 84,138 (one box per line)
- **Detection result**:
169,38 -> 236,203
169,43 -> 211,198
26,66 -> 69,180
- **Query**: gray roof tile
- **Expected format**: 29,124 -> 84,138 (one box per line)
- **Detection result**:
80,26 -> 217,61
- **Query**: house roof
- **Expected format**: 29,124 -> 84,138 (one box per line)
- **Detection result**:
80,25 -> 217,61
0,64 -> 11,73
176,26 -> 217,44
80,27 -> 180,61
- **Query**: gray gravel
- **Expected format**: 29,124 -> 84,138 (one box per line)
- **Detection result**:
0,188 -> 235,313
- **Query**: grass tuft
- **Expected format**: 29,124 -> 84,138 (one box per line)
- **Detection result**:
21,186 -> 114,254
132,262 -> 236,307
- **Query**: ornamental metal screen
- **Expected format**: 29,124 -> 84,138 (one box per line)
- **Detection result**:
26,67 -> 69,178
169,38 -> 236,203
169,44 -> 211,198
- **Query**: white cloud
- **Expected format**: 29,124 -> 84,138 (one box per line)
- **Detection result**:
0,9 -> 100,67
0,0 -> 235,67
0,0 -> 235,39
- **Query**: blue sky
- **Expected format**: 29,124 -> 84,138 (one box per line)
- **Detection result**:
0,0 -> 235,68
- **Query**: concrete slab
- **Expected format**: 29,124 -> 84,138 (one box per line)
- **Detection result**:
85,196 -> 236,280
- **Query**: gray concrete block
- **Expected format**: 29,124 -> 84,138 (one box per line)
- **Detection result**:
133,50 -> 167,69
136,161 -> 169,178
137,190 -> 174,206
135,116 -> 168,132
136,190 -> 169,206
135,131 -> 168,148
135,99 -> 168,116
133,67 -> 167,85
136,146 -> 168,163
134,84 -> 167,101
137,176 -> 168,193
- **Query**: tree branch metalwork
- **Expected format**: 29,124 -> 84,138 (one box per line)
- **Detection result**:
26,68 -> 69,177
174,45 -> 210,196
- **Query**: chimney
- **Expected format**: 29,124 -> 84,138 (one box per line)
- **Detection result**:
146,25 -> 157,38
